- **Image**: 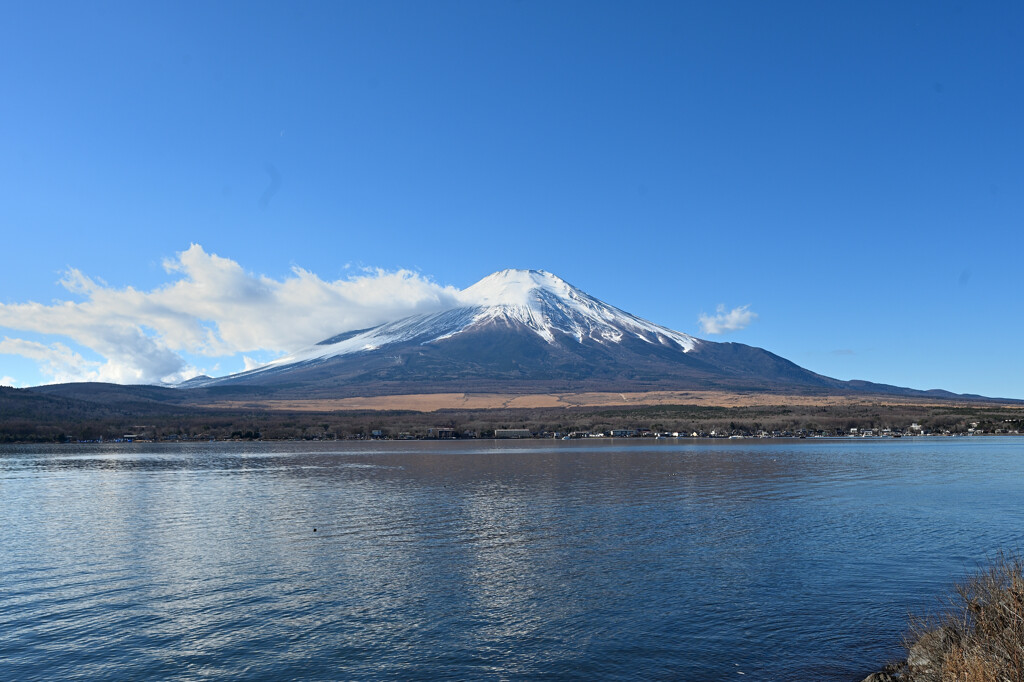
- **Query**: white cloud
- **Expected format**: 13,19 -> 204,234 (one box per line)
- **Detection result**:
0,244 -> 461,385
0,338 -> 101,384
1,375 -> 22,387
698,304 -> 757,335
241,355 -> 264,372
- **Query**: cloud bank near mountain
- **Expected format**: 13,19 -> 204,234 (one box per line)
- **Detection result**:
0,244 -> 461,385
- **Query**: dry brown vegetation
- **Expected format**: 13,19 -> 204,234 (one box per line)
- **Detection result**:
197,390 -> 1020,413
896,553 -> 1024,682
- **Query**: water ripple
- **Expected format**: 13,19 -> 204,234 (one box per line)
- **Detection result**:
3,438 -> 1024,680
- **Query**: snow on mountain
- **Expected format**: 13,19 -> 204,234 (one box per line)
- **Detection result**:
179,268 -> 950,400
456,269 -> 698,348
235,269 -> 699,378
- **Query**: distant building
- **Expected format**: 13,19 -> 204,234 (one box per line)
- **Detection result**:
494,428 -> 532,438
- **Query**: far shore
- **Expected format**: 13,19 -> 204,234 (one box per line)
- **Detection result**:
5,386 -> 1022,444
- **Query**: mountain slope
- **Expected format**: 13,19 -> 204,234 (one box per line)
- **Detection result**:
236,269 -> 698,370
179,268 -> 944,400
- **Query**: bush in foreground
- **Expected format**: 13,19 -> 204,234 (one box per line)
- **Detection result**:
896,552 -> 1024,682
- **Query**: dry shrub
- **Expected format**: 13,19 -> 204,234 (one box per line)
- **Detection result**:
941,644 -> 997,682
905,552 -> 1024,682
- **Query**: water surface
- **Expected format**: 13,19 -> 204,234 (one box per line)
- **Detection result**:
3,438 -> 1024,680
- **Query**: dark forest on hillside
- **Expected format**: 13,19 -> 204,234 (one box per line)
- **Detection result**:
2,387 -> 1021,443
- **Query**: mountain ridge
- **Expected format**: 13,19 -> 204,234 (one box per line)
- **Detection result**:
171,269 -> 986,402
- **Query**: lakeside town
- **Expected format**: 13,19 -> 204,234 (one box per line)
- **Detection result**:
55,420 -> 1024,444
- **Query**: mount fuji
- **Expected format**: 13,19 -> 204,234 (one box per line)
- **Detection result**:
186,269 -> 959,400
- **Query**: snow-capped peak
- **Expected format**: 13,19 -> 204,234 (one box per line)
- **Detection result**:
459,269 -> 575,308
452,269 -> 697,349
224,269 -> 698,378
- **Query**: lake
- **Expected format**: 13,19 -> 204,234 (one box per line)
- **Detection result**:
3,438 -> 1024,680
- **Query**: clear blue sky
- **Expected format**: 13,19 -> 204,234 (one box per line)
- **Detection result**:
1,1 -> 1022,398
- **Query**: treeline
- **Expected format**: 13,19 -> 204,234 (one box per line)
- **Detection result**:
2,386 -> 1021,443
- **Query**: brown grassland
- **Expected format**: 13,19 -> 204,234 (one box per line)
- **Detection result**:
198,390 -> 1024,413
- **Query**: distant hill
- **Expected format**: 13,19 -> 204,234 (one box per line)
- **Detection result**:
166,269 -> 991,402
6,268 -> 1019,442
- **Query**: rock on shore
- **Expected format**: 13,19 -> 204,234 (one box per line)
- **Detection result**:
859,625 -> 959,682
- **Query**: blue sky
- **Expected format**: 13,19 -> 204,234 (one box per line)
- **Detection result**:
1,1 -> 1022,398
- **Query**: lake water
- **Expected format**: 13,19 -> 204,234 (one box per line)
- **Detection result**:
3,438 -> 1024,680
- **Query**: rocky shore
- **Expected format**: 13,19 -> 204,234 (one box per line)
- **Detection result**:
860,626 -> 958,681
860,551 -> 1024,682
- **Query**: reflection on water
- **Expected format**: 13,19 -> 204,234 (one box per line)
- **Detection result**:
3,439 -> 1024,680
